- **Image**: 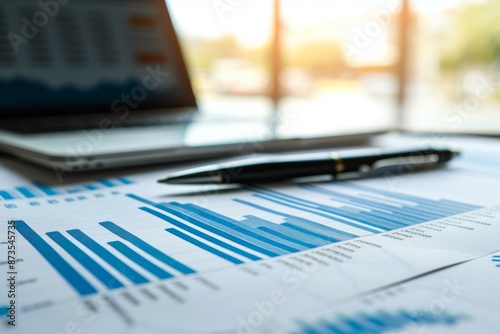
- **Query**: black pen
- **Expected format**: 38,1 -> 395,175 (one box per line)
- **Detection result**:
158,147 -> 460,185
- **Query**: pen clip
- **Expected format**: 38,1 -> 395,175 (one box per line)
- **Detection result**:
359,154 -> 441,174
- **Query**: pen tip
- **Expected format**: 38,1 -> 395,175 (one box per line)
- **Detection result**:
451,150 -> 461,158
157,170 -> 222,185
158,176 -> 187,184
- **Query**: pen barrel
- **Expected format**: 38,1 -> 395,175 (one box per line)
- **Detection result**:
162,147 -> 459,184
339,148 -> 456,173
220,148 -> 456,183
221,158 -> 335,183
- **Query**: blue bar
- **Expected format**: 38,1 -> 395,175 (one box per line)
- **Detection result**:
342,196 -> 437,222
250,194 -> 382,233
378,311 -> 407,328
85,185 -> 99,190
389,206 -> 438,222
239,216 -> 278,230
167,228 -> 244,265
127,193 -> 157,206
164,203 -> 290,255
394,205 -> 458,221
0,191 -> 15,200
149,205 -> 279,258
245,226 -> 309,251
67,229 -> 149,285
364,313 -> 387,328
98,179 -> 116,188
99,221 -> 196,275
359,194 -> 442,222
47,232 -> 125,289
241,216 -> 322,248
175,203 -> 300,253
257,227 -> 316,249
282,223 -> 341,244
0,306 -> 8,316
118,178 -> 133,185
438,199 -> 480,211
350,207 -> 422,226
401,311 -> 421,324
337,207 -> 407,230
159,204 -> 285,257
177,204 -> 305,252
296,186 -> 435,224
249,186 -> 322,209
308,204 -> 402,230
343,316 -> 367,331
33,182 -> 61,196
250,187 -> 392,228
323,320 -> 357,333
140,207 -> 261,261
320,194 -> 425,225
251,187 -> 394,228
306,310 -> 463,334
235,198 -> 364,237
346,316 -> 381,332
302,183 -> 456,216
241,216 -> 324,247
257,184 -> 476,223
15,220 -> 97,296
67,188 -> 84,194
397,205 -> 440,221
108,241 -> 174,280
131,193 -> 357,254
127,194 -> 297,257
247,229 -> 307,251
404,201 -> 462,216
16,187 -> 39,199
338,183 -> 480,214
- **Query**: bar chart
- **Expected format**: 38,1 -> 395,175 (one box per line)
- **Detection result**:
13,181 -> 482,299
2,192 -> 120,210
128,182 -> 481,261
0,178 -> 133,201
15,220 -> 195,296
294,309 -> 466,334
493,255 -> 500,268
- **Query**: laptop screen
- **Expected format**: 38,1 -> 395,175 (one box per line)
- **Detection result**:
0,0 -> 195,118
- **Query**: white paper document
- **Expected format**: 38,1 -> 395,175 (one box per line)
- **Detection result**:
1,138 -> 500,333
289,250 -> 500,334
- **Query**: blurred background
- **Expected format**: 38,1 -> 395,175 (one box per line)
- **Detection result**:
167,0 -> 500,135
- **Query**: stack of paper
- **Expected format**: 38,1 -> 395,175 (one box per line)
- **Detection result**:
1,136 -> 500,333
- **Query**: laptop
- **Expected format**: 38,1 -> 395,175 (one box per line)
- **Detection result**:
0,0 -> 385,174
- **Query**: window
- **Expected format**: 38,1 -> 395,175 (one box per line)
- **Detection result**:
168,0 -> 500,135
